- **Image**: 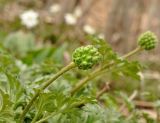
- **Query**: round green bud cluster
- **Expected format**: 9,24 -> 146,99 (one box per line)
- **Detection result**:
138,31 -> 158,50
72,45 -> 102,70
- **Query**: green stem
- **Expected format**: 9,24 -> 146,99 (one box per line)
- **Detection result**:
122,46 -> 142,59
100,46 -> 142,73
35,112 -> 57,123
70,67 -> 102,96
36,101 -> 85,123
70,74 -> 94,96
70,47 -> 142,95
31,111 -> 40,123
19,62 -> 76,123
101,46 -> 142,71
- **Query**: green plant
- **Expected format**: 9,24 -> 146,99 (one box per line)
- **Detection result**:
19,45 -> 102,123
33,31 -> 158,122
70,31 -> 158,96
0,31 -> 159,123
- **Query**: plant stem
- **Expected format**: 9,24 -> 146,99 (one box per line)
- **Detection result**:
101,46 -> 142,71
36,100 -> 85,123
70,68 -> 100,96
70,47 -> 142,96
31,111 -> 40,123
35,112 -> 57,123
122,47 -> 142,59
19,62 -> 76,123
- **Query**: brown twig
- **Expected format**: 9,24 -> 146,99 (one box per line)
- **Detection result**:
96,82 -> 110,99
134,100 -> 154,109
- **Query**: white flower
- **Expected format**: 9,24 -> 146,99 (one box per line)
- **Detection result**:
64,13 -> 77,25
74,7 -> 82,18
49,4 -> 61,13
83,25 -> 96,34
20,10 -> 39,29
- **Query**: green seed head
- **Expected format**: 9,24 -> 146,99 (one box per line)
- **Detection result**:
72,45 -> 102,70
138,31 -> 158,50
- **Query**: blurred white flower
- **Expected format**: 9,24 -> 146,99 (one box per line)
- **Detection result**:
20,10 -> 39,29
74,7 -> 82,18
64,13 -> 77,25
83,25 -> 96,34
49,4 -> 61,13
98,33 -> 105,39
